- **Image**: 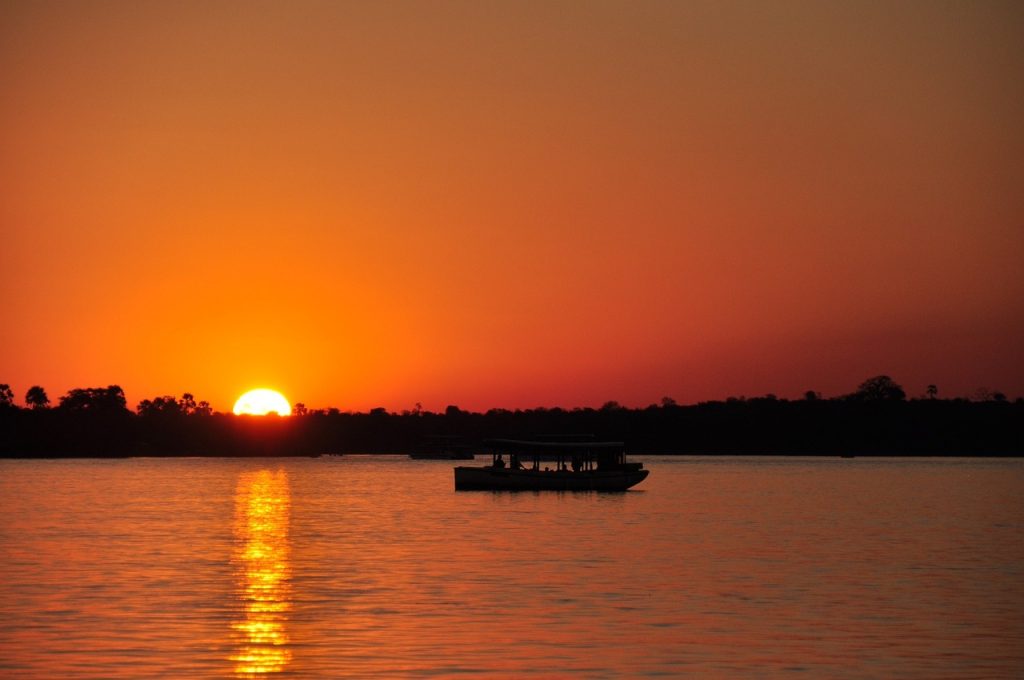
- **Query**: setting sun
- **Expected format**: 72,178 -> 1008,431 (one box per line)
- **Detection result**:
233,389 -> 291,416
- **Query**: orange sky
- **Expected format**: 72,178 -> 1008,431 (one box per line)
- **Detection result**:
2,1 -> 1022,412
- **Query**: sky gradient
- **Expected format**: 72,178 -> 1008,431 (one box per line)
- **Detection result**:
2,1 -> 1022,412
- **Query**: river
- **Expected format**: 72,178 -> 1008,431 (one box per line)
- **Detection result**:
1,455 -> 1021,677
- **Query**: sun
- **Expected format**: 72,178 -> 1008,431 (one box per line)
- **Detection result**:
233,388 -> 291,416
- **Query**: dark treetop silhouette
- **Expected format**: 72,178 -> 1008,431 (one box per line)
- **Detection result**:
0,377 -> 1021,457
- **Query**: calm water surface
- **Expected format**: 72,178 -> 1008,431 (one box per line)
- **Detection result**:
1,456 -> 1022,678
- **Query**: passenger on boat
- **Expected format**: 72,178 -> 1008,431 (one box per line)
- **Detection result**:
494,454 -> 505,469
511,454 -> 524,470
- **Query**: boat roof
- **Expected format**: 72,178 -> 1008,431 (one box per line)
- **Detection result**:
483,438 -> 625,453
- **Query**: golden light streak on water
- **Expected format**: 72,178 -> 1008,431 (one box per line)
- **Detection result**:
231,470 -> 292,675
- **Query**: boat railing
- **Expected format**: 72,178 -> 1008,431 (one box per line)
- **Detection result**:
481,439 -> 634,473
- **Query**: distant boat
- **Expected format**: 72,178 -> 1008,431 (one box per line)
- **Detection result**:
411,449 -> 475,460
454,439 -> 649,491
410,435 -> 475,460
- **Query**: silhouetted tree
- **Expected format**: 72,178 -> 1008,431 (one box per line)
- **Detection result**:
180,393 -> 197,415
445,405 -> 463,417
804,390 -> 821,401
137,395 -> 182,416
4,384 -> 1024,457
25,385 -> 49,409
0,384 -> 14,408
293,402 -> 308,416
59,385 -> 128,412
926,384 -> 938,400
852,375 -> 906,402
660,396 -> 678,408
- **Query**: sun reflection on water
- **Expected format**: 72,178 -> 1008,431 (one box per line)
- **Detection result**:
231,470 -> 292,675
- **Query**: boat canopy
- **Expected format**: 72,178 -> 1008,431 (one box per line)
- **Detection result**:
483,438 -> 625,453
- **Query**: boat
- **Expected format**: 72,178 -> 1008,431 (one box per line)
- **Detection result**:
409,435 -> 475,460
411,448 -> 475,460
454,439 -> 649,491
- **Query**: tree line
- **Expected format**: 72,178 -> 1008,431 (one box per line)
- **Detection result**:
1,376 -> 1021,457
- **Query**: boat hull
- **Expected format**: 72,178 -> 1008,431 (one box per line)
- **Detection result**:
454,466 -> 648,491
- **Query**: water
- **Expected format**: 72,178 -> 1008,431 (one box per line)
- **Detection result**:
1,456 -> 1022,678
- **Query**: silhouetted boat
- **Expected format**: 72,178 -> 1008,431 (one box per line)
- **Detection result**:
454,439 -> 648,491
409,435 -> 475,460
411,449 -> 475,460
